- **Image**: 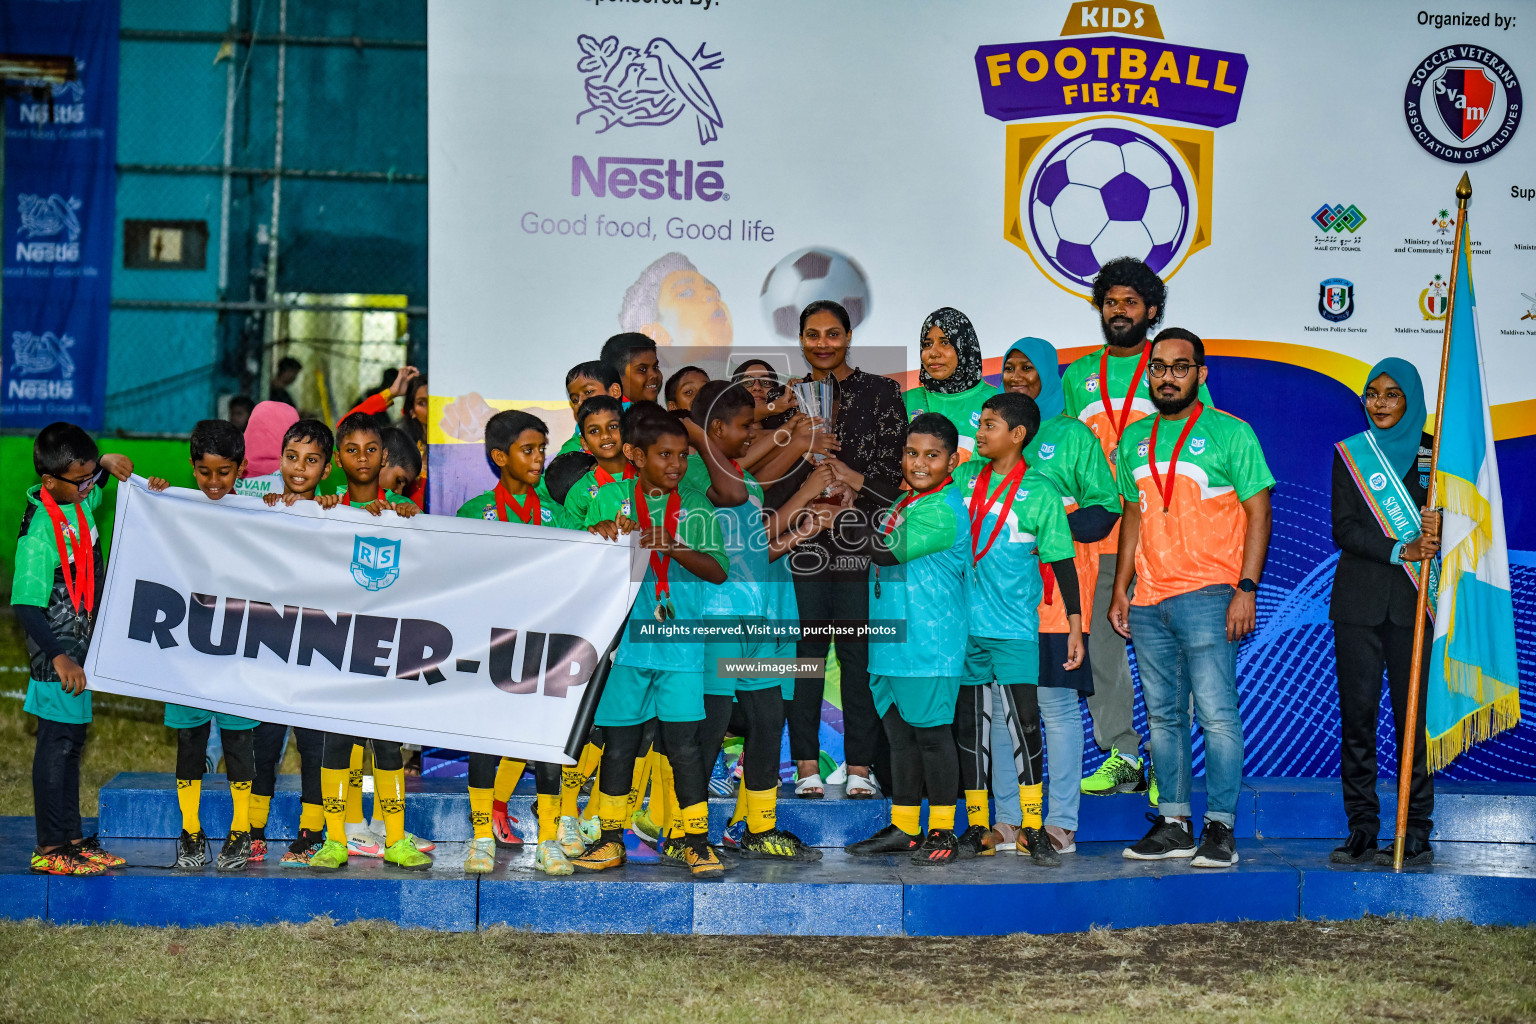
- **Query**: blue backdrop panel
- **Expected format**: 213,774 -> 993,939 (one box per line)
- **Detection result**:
0,0 -> 118,430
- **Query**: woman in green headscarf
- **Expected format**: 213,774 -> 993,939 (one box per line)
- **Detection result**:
1329,357 -> 1440,868
903,307 -> 999,459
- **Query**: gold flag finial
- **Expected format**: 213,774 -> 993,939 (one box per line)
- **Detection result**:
1456,172 -> 1472,209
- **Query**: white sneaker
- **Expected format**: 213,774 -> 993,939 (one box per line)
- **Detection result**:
556,816 -> 586,857
344,823 -> 384,858
462,836 -> 496,874
535,839 -> 574,876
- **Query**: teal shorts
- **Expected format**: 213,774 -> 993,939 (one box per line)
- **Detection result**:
961,635 -> 1040,689
704,617 -> 782,696
163,703 -> 260,731
23,677 -> 91,725
596,665 -> 706,726
870,673 -> 962,729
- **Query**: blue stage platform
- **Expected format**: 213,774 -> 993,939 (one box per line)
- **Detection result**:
2,776 -> 1532,935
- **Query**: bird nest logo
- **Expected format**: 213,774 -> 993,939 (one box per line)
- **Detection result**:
10,330 -> 76,379
576,35 -> 724,145
351,536 -> 401,592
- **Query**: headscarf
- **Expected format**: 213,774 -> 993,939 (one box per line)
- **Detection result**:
1006,337 -> 1064,421
918,307 -> 984,395
243,400 -> 299,477
1363,357 -> 1426,480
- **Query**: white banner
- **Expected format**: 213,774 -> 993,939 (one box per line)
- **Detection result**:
84,478 -> 642,764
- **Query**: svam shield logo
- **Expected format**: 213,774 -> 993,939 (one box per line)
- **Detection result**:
1434,66 -> 1497,141
351,535 -> 401,591
1318,278 -> 1354,322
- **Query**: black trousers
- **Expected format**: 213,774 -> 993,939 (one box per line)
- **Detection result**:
466,753 -> 560,795
956,683 -> 1043,793
33,718 -> 87,848
790,561 -> 888,782
599,720 -> 708,815
322,734 -> 402,771
175,721 -> 254,783
1333,620 -> 1435,838
883,706 -> 958,810
700,688 -> 787,792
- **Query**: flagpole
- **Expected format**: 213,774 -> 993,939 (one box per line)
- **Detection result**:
1393,171 -> 1470,871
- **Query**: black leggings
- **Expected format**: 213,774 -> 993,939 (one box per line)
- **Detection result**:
600,719 -> 708,811
176,721 -> 254,783
322,734 -> 402,771
466,753 -> 560,795
252,723 -> 322,806
956,683 -> 1042,793
700,689 -> 785,792
882,706 -> 958,809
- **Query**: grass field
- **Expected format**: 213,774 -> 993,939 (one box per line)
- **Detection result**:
1,916 -> 1533,1023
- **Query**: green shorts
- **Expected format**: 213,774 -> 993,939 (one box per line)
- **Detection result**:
596,665 -> 706,726
704,617 -> 782,696
870,673 -> 962,729
961,635 -> 1040,689
163,703 -> 260,731
24,677 -> 91,725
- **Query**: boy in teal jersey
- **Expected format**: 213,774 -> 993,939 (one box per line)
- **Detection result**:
563,395 -> 636,528
844,413 -> 973,866
574,402 -> 729,877
454,410 -> 578,874
664,365 -> 714,496
952,393 -> 1084,867
148,420 -> 263,871
16,423 -> 132,876
559,360 -> 624,456
903,307 -> 1000,462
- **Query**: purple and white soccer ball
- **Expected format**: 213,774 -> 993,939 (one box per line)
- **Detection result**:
1027,124 -> 1192,289
760,246 -> 871,339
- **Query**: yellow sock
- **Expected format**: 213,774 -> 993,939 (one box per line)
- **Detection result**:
249,793 -> 272,830
468,786 -> 494,841
930,804 -> 956,831
598,790 -> 628,834
371,789 -> 381,825
494,758 -> 525,803
581,762 -> 601,818
176,779 -> 202,835
1020,783 -> 1044,831
891,803 -> 921,835
300,801 -> 324,833
655,754 -> 675,832
537,793 -> 560,843
627,749 -> 656,820
321,767 -> 349,842
730,784 -> 749,827
345,745 -> 365,824
230,781 -> 252,833
563,743 -> 601,817
965,789 -> 990,831
746,787 -> 777,834
375,768 -> 406,846
679,800 -> 709,838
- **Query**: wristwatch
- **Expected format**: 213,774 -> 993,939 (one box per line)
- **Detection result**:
1237,578 -> 1259,594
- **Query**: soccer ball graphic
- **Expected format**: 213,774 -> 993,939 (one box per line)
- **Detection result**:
760,246 -> 871,339
1027,125 -> 1191,288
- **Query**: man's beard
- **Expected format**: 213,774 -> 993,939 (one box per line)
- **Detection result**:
1100,311 -> 1149,349
1152,385 -> 1198,416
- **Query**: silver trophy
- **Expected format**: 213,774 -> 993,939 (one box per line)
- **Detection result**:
791,378 -> 835,464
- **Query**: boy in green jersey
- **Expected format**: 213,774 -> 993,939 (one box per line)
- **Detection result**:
903,307 -> 1000,462
454,410 -> 579,874
326,412 -> 420,516
845,413 -> 973,866
599,331 -> 663,405
952,393 -> 1084,867
17,423 -> 132,876
559,360 -> 623,455
148,421 -> 263,871
378,425 -> 423,500
574,402 -> 730,877
563,395 -> 635,528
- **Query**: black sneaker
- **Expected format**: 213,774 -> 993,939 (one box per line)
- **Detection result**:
1122,814 -> 1196,860
955,824 -> 995,859
1191,819 -> 1239,868
737,827 -> 823,862
911,828 -> 959,867
1374,836 -> 1434,868
1020,826 -> 1062,868
174,829 -> 208,869
280,827 -> 325,868
1329,830 -> 1378,864
216,830 -> 252,872
845,824 -> 921,856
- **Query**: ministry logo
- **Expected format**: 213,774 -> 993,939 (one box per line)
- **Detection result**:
1319,278 -> 1354,322
576,35 -> 724,145
1403,46 -> 1522,163
351,536 -> 401,592
1420,275 -> 1448,321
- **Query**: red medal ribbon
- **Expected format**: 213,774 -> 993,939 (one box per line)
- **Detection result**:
1147,401 -> 1204,513
967,461 -> 1026,565
1099,345 -> 1150,441
38,489 -> 94,615
875,476 -> 952,595
633,481 -> 683,598
593,463 -> 636,487
493,483 -> 541,525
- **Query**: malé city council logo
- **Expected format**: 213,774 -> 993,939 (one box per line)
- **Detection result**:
1403,45 -> 1522,163
1319,278 -> 1354,322
351,536 -> 401,591
1311,203 -> 1366,233
576,34 -> 723,145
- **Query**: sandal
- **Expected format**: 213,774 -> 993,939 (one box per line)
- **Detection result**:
794,773 -> 825,799
844,772 -> 880,799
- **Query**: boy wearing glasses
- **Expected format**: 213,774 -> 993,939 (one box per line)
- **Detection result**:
16,423 -> 133,875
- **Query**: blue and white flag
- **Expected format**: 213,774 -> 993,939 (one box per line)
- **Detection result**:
1426,216 -> 1521,769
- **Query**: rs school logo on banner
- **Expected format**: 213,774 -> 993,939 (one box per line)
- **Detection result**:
352,536 -> 401,591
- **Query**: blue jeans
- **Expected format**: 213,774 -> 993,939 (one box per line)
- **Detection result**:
988,682 -> 1084,830
1128,585 -> 1244,826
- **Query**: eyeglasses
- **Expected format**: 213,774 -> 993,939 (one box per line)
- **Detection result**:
1148,361 -> 1199,379
55,465 -> 108,495
737,377 -> 773,391
1361,389 -> 1405,405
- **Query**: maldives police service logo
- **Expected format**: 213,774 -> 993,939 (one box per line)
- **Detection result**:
576,35 -> 724,144
351,536 -> 401,591
1319,278 -> 1355,322
1403,46 -> 1522,162
1368,472 -> 1389,492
